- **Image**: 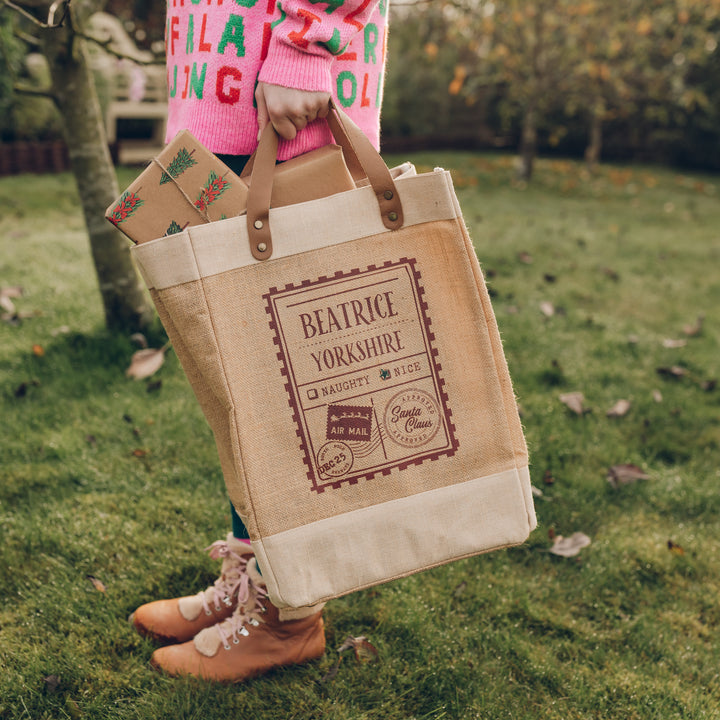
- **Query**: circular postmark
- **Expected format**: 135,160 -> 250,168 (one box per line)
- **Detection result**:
383,389 -> 442,449
316,441 -> 354,479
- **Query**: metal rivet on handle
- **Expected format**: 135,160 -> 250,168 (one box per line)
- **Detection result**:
388,211 -> 398,222
254,219 -> 264,230
383,190 -> 394,200
257,242 -> 267,253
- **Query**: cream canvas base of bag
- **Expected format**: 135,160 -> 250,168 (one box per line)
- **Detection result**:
130,106 -> 536,610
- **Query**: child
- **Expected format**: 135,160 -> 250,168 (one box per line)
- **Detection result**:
130,0 -> 389,683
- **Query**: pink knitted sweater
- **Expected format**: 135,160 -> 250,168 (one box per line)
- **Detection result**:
165,0 -> 388,160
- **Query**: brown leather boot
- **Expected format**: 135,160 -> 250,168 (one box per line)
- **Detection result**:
150,557 -> 326,683
130,534 -> 255,644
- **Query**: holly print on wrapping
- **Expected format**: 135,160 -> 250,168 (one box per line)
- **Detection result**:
195,171 -> 230,212
159,147 -> 198,185
109,191 -> 144,225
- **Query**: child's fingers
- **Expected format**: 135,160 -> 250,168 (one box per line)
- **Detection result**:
256,83 -> 331,141
271,115 -> 299,141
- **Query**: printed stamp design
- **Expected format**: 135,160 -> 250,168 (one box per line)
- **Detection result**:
316,441 -> 354,479
383,389 -> 441,448
264,258 -> 458,492
327,405 -> 373,442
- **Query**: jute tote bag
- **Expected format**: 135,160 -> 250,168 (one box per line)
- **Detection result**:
131,107 -> 536,609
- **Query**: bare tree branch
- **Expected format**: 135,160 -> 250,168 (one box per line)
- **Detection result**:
5,0 -> 164,65
13,82 -> 56,101
2,0 -> 69,28
14,28 -> 42,45
75,29 -> 165,65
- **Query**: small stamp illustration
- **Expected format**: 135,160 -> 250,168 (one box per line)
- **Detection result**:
383,389 -> 441,448
316,441 -> 354,479
327,405 -> 373,442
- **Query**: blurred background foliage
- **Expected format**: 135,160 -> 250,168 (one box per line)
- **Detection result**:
383,0 -> 720,174
1,0 -> 719,172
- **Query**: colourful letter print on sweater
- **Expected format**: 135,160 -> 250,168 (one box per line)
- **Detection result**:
165,0 -> 388,160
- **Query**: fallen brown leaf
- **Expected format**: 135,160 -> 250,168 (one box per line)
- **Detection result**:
682,314 -> 704,336
146,379 -> 163,393
87,575 -> 106,593
453,580 -> 468,598
14,379 -> 39,398
337,635 -> 379,663
540,301 -> 555,317
322,634 -> 379,683
549,532 -> 591,558
560,392 -> 586,415
43,674 -> 61,694
518,251 -> 533,264
606,399 -> 631,418
32,344 -> 45,357
126,343 -> 170,380
667,540 -> 685,556
607,463 -> 649,488
601,267 -> 620,282
0,295 -> 15,314
1,285 -> 23,299
130,332 -> 149,348
656,366 -> 686,379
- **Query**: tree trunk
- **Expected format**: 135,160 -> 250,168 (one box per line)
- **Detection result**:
38,5 -> 153,333
517,103 -> 537,181
585,99 -> 604,171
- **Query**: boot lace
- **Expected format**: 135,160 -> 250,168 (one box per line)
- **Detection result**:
197,540 -> 250,616
215,577 -> 269,651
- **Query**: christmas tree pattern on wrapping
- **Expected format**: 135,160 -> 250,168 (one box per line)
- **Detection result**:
109,191 -> 144,225
165,220 -> 184,236
159,147 -> 198,185
195,171 -> 230,212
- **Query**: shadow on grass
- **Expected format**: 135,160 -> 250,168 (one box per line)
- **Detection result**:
7,322 -> 170,402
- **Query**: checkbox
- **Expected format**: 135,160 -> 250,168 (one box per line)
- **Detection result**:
307,388 -> 318,400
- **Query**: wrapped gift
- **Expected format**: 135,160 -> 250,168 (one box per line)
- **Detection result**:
106,131 -> 356,245
262,143 -> 356,208
106,131 -> 248,245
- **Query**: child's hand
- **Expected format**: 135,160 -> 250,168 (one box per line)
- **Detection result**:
256,83 -> 331,141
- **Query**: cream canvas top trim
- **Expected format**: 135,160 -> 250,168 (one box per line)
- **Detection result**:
132,170 -> 459,291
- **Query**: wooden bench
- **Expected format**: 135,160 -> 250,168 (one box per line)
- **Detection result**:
104,69 -> 167,144
88,13 -> 168,154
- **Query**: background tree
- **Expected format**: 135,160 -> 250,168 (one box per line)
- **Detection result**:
2,0 -> 153,334
451,0 -> 581,181
382,2 -> 494,149
564,0 -> 720,168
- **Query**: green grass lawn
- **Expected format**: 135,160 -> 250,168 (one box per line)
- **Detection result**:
1,154 -> 719,719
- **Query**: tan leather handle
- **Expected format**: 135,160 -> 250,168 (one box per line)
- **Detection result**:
245,120 -> 278,261
246,101 -> 403,261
